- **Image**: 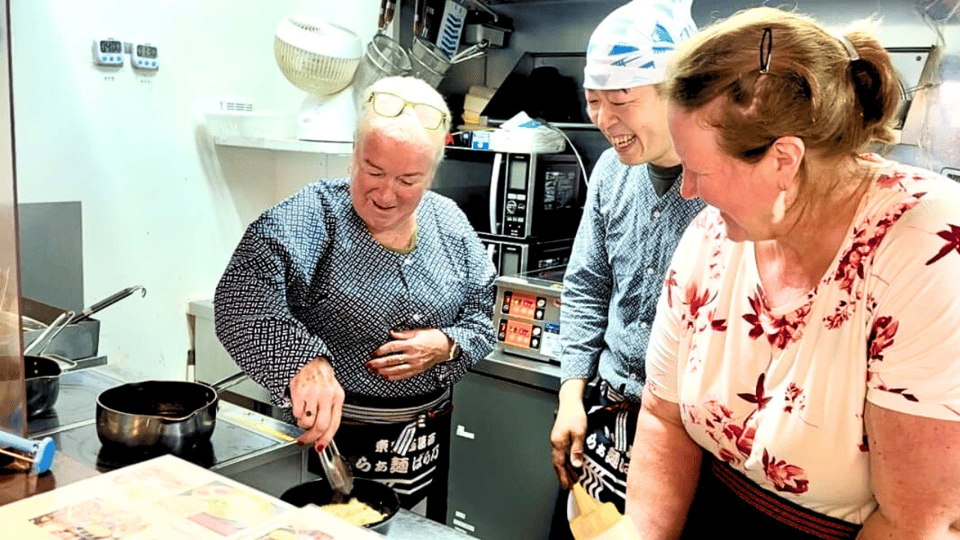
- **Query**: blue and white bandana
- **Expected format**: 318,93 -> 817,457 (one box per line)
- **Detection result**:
584,0 -> 697,90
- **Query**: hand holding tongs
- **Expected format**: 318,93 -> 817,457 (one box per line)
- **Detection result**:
451,40 -> 490,64
320,440 -> 354,497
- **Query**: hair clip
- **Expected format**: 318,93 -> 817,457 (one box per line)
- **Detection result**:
834,34 -> 860,62
759,27 -> 773,73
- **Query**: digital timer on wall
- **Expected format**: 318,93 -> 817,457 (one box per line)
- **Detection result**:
132,42 -> 159,70
92,38 -> 123,66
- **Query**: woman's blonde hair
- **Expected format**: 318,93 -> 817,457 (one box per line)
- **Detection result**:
665,7 -> 902,201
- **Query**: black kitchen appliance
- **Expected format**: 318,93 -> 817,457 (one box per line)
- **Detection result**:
435,146 -> 584,241
479,233 -> 573,277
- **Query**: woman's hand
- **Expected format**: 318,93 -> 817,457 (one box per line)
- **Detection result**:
550,379 -> 588,489
367,329 -> 452,380
290,357 -> 344,453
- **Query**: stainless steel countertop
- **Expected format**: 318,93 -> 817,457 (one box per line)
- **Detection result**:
388,510 -> 475,539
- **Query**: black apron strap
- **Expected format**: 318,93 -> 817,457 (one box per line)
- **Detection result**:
579,379 -> 641,514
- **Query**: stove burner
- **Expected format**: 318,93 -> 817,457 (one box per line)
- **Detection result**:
95,439 -> 216,472
32,369 -> 290,477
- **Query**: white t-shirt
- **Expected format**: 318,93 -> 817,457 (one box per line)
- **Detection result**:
646,155 -> 960,523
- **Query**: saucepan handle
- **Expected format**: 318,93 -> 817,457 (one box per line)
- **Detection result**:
44,353 -> 79,371
211,371 -> 248,393
23,310 -> 76,357
71,285 -> 146,324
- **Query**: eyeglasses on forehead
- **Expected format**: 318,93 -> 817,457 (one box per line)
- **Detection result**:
367,91 -> 449,130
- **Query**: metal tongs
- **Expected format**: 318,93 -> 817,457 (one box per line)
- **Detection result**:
23,310 -> 76,356
451,40 -> 490,64
320,440 -> 354,497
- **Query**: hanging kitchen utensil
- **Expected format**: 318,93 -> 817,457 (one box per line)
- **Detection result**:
319,439 -> 354,496
410,37 -> 451,88
69,285 -> 145,324
378,0 -> 389,30
436,0 -> 468,58
383,0 -> 397,28
95,371 -> 248,453
450,39 -> 489,64
352,33 -> 412,111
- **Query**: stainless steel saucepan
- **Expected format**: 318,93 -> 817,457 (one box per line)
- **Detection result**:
95,371 -> 247,453
24,310 -> 76,418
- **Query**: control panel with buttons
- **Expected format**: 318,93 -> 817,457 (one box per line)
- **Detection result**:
494,274 -> 563,364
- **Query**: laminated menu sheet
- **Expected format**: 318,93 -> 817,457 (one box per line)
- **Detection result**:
0,454 -> 385,539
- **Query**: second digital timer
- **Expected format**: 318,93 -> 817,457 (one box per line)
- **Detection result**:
132,43 -> 159,70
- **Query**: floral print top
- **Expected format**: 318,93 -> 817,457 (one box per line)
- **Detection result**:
646,155 -> 960,524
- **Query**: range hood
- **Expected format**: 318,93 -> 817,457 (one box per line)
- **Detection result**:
481,52 -> 593,129
480,47 -> 937,133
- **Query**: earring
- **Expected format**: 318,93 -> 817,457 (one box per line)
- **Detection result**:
771,189 -> 787,224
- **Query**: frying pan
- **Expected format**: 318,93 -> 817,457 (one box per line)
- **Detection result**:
95,371 -> 247,453
280,477 -> 400,534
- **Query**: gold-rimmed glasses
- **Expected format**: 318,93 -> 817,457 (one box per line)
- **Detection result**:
366,91 -> 450,130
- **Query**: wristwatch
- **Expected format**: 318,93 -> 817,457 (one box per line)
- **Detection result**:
446,337 -> 461,362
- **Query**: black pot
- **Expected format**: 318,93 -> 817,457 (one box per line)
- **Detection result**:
280,478 -> 400,533
25,355 -> 62,418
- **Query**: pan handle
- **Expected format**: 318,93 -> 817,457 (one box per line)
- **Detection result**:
44,353 -> 79,371
71,285 -> 146,324
23,310 -> 76,356
211,371 -> 249,393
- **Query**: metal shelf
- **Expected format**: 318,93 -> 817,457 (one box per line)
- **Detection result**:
213,136 -> 352,155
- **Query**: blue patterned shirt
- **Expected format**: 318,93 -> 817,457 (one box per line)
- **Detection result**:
214,178 -> 497,405
559,149 -> 705,398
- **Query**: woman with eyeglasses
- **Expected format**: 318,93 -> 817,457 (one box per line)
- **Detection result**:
213,76 -> 496,522
622,7 -> 960,539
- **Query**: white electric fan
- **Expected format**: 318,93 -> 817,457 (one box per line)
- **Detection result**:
274,16 -> 363,142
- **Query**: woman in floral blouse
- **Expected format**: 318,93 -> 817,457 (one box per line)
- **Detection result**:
623,7 -> 960,539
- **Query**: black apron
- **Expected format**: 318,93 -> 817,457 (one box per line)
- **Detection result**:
681,455 -> 861,539
579,379 -> 641,514
306,389 -> 453,524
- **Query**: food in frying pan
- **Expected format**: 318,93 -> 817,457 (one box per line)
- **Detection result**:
321,498 -> 385,526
